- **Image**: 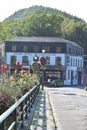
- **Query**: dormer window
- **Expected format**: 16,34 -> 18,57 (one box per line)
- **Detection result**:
12,46 -> 16,52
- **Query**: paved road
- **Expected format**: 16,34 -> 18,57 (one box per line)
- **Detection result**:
46,86 -> 87,130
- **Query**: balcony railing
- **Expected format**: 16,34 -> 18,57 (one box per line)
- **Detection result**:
0,84 -> 40,130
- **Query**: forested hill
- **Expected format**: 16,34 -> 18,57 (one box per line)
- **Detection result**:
0,6 -> 87,53
5,6 -> 82,21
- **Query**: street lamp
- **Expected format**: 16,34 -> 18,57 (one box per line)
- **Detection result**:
42,48 -> 45,54
42,48 -> 45,90
40,48 -> 46,90
34,55 -> 38,62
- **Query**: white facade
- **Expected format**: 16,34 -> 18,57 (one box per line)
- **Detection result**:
0,36 -> 83,86
65,55 -> 83,85
5,51 -> 83,86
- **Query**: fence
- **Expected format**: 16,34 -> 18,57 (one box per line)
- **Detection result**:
0,84 -> 40,130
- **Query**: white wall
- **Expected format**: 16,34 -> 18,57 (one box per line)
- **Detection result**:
5,52 -> 83,86
6,52 -> 66,66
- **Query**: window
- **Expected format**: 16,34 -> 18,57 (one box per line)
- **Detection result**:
76,59 -> 77,66
33,46 -> 39,52
67,56 -> 70,65
71,58 -> 72,66
56,47 -> 61,53
81,59 -> 83,67
78,59 -> 79,66
10,56 -> 16,65
22,56 -> 29,65
68,47 -> 72,54
23,46 -> 28,52
73,59 -> 75,66
45,46 -> 50,53
12,46 -> 16,52
46,57 -> 50,64
68,70 -> 70,80
56,57 -> 61,65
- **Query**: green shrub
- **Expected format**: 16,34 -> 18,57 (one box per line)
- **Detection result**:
0,92 -> 12,115
0,72 -> 39,115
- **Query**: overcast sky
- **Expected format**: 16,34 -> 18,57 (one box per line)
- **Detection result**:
0,0 -> 87,22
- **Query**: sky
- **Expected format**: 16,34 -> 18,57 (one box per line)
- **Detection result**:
0,0 -> 87,22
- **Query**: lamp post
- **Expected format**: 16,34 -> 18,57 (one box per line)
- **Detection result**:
40,48 -> 46,90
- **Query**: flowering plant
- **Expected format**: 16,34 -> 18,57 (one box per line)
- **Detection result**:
0,92 -> 12,115
31,62 -> 41,74
0,71 -> 39,115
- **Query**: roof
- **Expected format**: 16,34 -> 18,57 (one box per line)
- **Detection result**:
6,36 -> 83,49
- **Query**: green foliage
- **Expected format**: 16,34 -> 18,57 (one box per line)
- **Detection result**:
0,72 -> 39,114
0,92 -> 12,115
0,5 -> 87,53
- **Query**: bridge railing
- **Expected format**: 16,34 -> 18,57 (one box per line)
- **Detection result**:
0,84 -> 40,130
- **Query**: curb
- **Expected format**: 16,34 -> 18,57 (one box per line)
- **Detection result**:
46,90 -> 58,130
46,88 -> 62,130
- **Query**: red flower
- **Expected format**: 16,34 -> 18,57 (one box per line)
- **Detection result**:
1,64 -> 7,73
16,61 -> 20,66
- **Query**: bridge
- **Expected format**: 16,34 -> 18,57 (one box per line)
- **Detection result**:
0,84 -> 87,130
0,84 -> 56,130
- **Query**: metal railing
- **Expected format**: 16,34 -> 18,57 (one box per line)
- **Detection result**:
0,84 -> 40,130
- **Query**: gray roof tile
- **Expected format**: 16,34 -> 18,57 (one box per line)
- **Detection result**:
6,36 -> 83,49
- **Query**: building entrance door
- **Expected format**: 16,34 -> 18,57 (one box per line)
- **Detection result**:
71,71 -> 73,85
78,72 -> 81,85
